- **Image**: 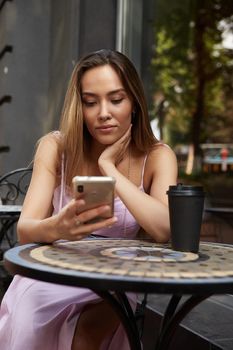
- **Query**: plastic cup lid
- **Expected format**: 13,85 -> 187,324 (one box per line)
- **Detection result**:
166,183 -> 204,195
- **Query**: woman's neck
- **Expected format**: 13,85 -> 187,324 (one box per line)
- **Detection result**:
83,143 -> 103,176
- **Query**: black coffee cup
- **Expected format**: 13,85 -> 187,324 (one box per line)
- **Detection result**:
166,184 -> 205,253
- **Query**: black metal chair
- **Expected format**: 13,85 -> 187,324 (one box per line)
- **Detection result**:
0,167 -> 32,205
0,167 -> 32,292
0,166 -> 32,246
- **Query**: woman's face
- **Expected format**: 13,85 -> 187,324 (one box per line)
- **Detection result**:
81,64 -> 133,146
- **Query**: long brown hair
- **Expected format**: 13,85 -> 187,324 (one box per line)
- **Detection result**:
59,49 -> 158,185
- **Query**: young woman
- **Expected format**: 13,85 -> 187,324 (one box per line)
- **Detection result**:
0,49 -> 177,349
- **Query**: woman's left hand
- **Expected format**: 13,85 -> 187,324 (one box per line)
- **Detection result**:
98,124 -> 132,170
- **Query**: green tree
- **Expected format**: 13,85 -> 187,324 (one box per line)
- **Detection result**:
151,0 -> 233,164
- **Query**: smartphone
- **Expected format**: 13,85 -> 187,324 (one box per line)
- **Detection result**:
72,176 -> 116,223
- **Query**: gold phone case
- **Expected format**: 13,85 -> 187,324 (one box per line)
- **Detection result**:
72,176 -> 116,223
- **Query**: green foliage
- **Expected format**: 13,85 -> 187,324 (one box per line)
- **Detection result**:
151,0 -> 233,147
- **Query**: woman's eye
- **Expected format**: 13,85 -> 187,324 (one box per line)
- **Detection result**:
83,101 -> 96,107
111,98 -> 123,105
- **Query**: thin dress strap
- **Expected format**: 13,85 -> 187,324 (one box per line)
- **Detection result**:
59,153 -> 65,211
140,154 -> 148,189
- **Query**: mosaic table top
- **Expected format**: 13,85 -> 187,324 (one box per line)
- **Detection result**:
29,239 -> 233,279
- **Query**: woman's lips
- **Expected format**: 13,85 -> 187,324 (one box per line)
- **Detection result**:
96,125 -> 117,133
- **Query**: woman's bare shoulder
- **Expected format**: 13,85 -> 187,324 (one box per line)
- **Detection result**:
34,132 -> 61,172
143,143 -> 177,193
149,142 -> 177,161
146,142 -> 177,175
36,132 -> 61,153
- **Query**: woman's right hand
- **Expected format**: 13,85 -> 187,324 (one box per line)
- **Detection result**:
98,124 -> 132,172
53,199 -> 117,241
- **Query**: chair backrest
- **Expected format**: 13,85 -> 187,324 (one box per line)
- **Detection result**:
0,167 -> 32,205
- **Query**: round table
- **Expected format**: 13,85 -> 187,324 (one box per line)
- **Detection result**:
4,239 -> 233,350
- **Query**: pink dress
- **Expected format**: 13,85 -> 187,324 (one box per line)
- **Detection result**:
0,157 -> 147,350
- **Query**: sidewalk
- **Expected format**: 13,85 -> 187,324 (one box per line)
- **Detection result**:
141,294 -> 233,350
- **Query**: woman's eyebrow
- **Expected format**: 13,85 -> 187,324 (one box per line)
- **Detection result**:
81,92 -> 96,97
81,89 -> 126,97
108,89 -> 126,96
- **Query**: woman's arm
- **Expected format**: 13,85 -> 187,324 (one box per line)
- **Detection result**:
98,131 -> 177,242
17,134 -> 59,243
18,134 -> 117,244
